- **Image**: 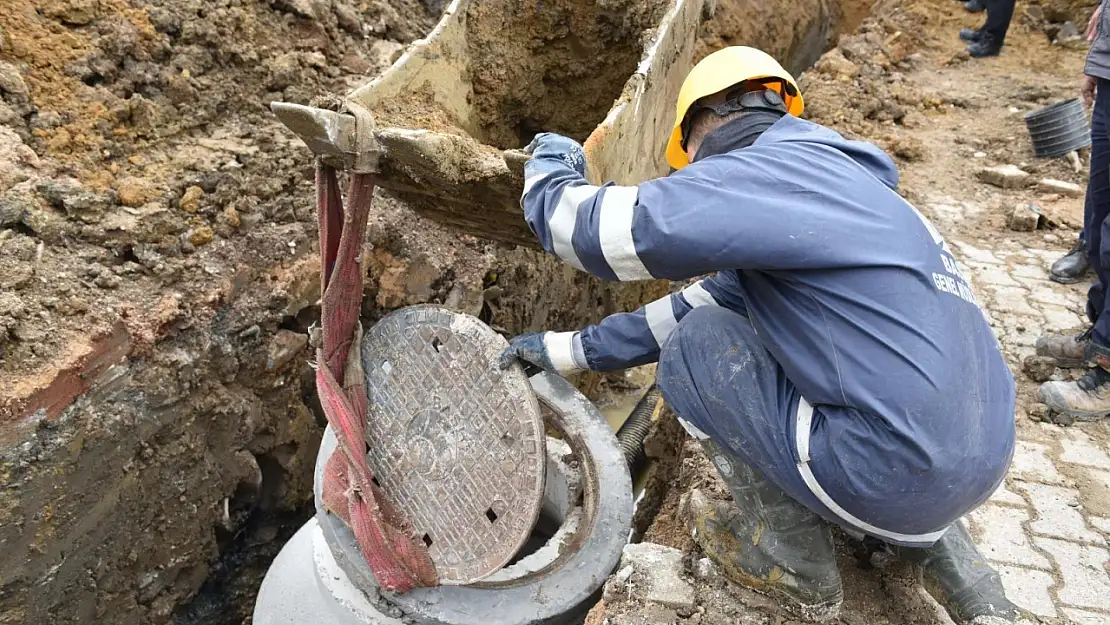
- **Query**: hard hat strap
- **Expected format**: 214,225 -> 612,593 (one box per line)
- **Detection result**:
680,80 -> 792,152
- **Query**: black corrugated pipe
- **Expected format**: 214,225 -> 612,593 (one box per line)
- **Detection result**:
1024,98 -> 1091,158
615,384 -> 664,473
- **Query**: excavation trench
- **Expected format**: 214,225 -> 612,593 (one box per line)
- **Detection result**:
245,0 -> 866,621
373,0 -> 672,149
0,0 -> 869,623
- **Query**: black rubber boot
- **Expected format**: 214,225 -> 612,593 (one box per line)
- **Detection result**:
959,28 -> 982,42
687,440 -> 843,621
967,33 -> 1002,57
895,522 -> 1027,624
1050,239 -> 1091,284
964,0 -> 986,12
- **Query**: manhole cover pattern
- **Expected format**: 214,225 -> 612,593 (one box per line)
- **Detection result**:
361,306 -> 546,584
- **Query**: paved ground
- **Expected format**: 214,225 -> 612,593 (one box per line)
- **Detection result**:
933,196 -> 1110,623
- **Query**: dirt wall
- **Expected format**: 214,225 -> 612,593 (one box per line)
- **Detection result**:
1,0 -> 865,623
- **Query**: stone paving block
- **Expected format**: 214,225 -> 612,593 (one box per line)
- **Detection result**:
977,266 -> 1022,287
1034,538 -> 1110,611
1011,441 -> 1067,484
969,504 -> 1051,569
1018,482 -> 1105,544
620,542 -> 696,611
1060,431 -> 1110,469
1086,470 -> 1110,499
1002,331 -> 1038,347
1090,517 -> 1110,534
1013,263 -> 1050,280
1027,248 -> 1070,263
1062,607 -> 1110,624
1029,286 -> 1080,308
989,481 -> 1029,507
953,240 -> 1003,264
1038,178 -> 1084,198
995,564 -> 1058,617
1040,304 -> 1087,332
1009,203 -> 1041,231
979,164 -> 1031,189
987,285 -> 1040,316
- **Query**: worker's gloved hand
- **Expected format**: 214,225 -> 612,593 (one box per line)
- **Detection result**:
524,133 -> 586,176
499,331 -> 588,376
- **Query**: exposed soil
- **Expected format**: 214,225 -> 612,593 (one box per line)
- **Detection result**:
0,0 -> 1016,623
466,0 -> 671,148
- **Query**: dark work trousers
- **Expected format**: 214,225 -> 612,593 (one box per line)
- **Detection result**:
655,306 -> 976,547
1085,78 -> 1110,346
981,0 -> 1016,43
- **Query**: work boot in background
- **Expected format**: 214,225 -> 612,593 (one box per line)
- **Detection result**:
967,33 -> 1002,57
1034,327 -> 1092,368
959,28 -> 982,42
686,440 -> 843,621
1039,341 -> 1110,420
1049,238 -> 1091,284
895,521 -> 1028,624
964,0 -> 986,12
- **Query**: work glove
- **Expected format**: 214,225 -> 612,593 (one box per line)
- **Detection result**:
524,133 -> 587,176
499,331 -> 589,377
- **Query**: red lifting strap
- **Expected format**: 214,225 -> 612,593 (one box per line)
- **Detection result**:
314,163 -> 438,593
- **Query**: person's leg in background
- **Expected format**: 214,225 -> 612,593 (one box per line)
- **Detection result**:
963,0 -> 1015,57
1041,77 -> 1110,419
1049,232 -> 1091,284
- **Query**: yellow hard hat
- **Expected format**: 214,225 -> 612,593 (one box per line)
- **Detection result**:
666,46 -> 804,170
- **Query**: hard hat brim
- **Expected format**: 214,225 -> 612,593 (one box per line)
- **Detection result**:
666,90 -> 803,170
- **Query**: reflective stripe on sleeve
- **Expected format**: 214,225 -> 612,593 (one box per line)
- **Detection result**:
598,185 -> 653,281
682,280 -> 719,308
549,184 -> 598,271
644,297 -> 678,347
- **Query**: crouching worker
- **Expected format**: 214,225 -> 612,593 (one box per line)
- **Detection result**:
499,47 -> 1023,624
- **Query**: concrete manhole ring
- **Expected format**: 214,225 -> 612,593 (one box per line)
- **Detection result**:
314,372 -> 634,625
360,305 -> 546,584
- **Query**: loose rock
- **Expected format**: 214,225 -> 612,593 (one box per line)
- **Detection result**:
619,543 -> 696,612
0,61 -> 31,116
1022,355 -> 1058,382
116,177 -> 156,208
1028,403 -> 1050,422
179,186 -> 204,213
1038,178 -> 1083,198
42,0 -> 100,25
1009,203 -> 1041,231
979,164 -> 1031,189
187,225 -> 214,247
266,329 -> 307,371
815,49 -> 860,80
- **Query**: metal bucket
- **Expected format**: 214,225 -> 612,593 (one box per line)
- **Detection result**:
1024,98 -> 1091,158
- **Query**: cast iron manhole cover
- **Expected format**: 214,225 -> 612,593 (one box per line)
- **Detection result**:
361,305 -> 546,584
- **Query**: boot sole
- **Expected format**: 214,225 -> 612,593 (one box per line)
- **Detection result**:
1034,356 -> 1086,368
733,578 -> 843,622
712,563 -> 843,622
1049,274 -> 1088,285
1040,385 -> 1110,421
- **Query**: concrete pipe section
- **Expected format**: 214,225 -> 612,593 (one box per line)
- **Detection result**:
253,372 -> 633,625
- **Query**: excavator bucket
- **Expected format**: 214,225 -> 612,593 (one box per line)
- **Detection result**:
272,0 -> 713,248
